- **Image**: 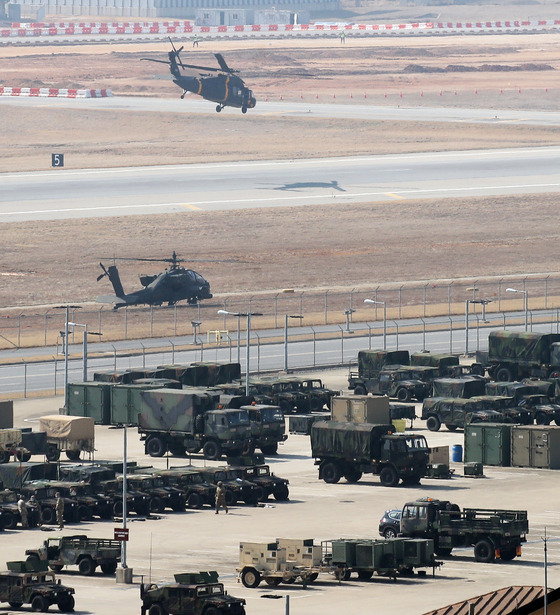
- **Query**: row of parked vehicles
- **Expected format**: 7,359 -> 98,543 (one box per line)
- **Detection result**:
0,457 -> 289,530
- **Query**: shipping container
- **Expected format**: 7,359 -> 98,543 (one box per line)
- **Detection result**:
464,423 -> 511,467
65,382 -> 111,424
288,413 -> 329,435
331,395 -> 390,423
511,425 -> 560,469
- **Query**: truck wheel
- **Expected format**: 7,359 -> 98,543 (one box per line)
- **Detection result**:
225,491 -> 237,507
41,507 -> 56,525
310,397 -> 323,412
474,539 -> 495,563
357,570 -> 373,580
379,466 -> 399,487
148,603 -> 167,615
203,608 -> 220,615
435,546 -> 452,556
279,399 -> 293,414
31,595 -> 48,612
273,485 -> 290,501
3,511 -> 16,529
253,486 -> 266,503
169,444 -> 185,456
499,547 -> 517,561
9,602 -> 23,609
535,412 -> 551,425
397,388 -> 412,403
0,451 -> 10,463
241,567 -> 261,588
186,493 -> 203,509
321,462 -> 341,484
112,500 -> 124,518
57,594 -> 75,613
260,443 -> 278,455
426,415 -> 441,432
495,366 -> 514,382
203,440 -> 221,461
101,561 -> 118,575
50,564 -> 64,572
446,424 -> 458,432
78,556 -> 97,576
15,450 -> 31,462
66,450 -> 81,461
26,554 -> 41,568
46,445 -> 60,462
149,497 -> 164,513
343,468 -> 362,483
77,504 -> 93,521
146,437 -> 166,458
353,385 -> 367,396
471,364 -> 484,376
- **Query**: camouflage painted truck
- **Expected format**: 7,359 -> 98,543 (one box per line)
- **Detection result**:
310,421 -> 429,487
484,331 -> 560,381
0,560 -> 75,612
137,388 -> 253,461
140,570 -> 246,615
25,535 -> 121,575
241,403 -> 287,455
399,498 -> 528,563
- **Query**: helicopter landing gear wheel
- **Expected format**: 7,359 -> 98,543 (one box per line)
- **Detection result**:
216,105 -> 222,112
241,106 -> 247,114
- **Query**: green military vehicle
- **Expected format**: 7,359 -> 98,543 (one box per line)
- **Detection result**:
26,535 -> 121,575
310,421 -> 429,487
21,483 -> 80,526
99,478 -> 150,517
486,381 -> 560,425
399,498 -> 528,562
227,463 -> 289,502
121,474 -> 186,513
249,378 -> 307,414
410,352 -> 460,376
422,398 -> 510,432
141,570 -> 246,615
137,389 -> 253,460
0,489 -> 39,529
196,467 -> 259,506
241,404 -> 287,455
154,468 -> 216,509
432,377 -> 487,399
0,560 -> 75,612
484,330 -> 560,381
31,480 -> 113,521
353,368 -> 431,402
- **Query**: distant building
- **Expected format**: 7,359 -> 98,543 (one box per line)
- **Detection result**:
10,0 -> 334,19
195,8 -> 309,25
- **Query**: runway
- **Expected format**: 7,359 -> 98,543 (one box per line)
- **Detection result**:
2,146 -> 560,221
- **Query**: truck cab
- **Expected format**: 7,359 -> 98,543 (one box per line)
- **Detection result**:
241,404 -> 287,455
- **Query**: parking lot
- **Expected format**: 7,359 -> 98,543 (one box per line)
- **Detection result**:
2,371 -> 559,615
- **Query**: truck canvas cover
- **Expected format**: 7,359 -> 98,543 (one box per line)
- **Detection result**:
0,429 -> 22,448
433,378 -> 486,399
0,462 -> 56,489
488,331 -> 560,364
39,416 -> 94,440
358,350 -> 410,378
137,389 -> 196,432
410,353 -> 459,371
310,421 -> 391,461
485,382 -> 533,401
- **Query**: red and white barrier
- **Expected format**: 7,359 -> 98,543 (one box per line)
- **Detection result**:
1,19 -> 559,39
0,86 -> 112,97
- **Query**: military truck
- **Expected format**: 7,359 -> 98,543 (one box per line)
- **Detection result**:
137,389 -> 253,460
20,483 -> 80,526
141,570 -> 246,615
26,535 -> 121,575
32,480 -> 113,521
422,398 -> 508,432
0,560 -> 75,612
484,330 -> 560,381
310,421 -> 429,487
486,381 -> 560,425
0,490 -> 37,529
228,464 -> 289,502
250,378 -> 307,414
399,498 -> 528,562
296,378 -> 340,411
350,367 -> 431,402
120,474 -> 185,513
241,404 -> 287,455
196,467 -> 259,506
39,415 -> 95,461
98,478 -> 150,517
154,468 -> 216,509
410,352 -> 460,376
432,377 -> 487,399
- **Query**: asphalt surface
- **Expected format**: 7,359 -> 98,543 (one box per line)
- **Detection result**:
3,146 -> 560,221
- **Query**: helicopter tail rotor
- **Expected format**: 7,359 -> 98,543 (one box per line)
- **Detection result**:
96,262 -> 110,282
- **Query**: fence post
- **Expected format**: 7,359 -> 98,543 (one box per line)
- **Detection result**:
255,332 -> 261,374
140,343 -> 145,368
502,312 -> 506,329
274,293 -> 279,329
448,316 -> 453,354
448,282 -> 452,316
150,306 -> 154,338
398,286 -> 403,319
54,356 -> 57,396
421,318 -> 426,351
174,306 -> 178,337
112,345 -> 117,370
367,324 -> 372,349
340,326 -> 344,364
392,321 -> 399,349
545,275 -> 549,309
170,340 -> 175,364
23,360 -> 27,399
311,327 -> 316,367
324,290 -> 329,325
124,307 -> 128,340
98,308 -> 102,338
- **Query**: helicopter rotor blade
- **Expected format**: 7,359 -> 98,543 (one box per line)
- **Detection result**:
141,58 -> 173,65
180,62 -> 221,73
214,53 -> 238,74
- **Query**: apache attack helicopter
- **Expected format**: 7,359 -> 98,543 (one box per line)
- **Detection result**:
142,39 -> 256,113
96,252 -> 216,309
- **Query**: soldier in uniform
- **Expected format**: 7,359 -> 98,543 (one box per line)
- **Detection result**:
17,494 -> 29,528
55,492 -> 64,529
29,495 -> 41,527
215,481 -> 228,514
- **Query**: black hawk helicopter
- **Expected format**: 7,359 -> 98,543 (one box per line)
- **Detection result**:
96,252 -> 216,309
142,39 -> 256,113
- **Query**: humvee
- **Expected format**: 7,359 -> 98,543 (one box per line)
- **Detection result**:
141,571 -> 245,615
0,561 -> 75,612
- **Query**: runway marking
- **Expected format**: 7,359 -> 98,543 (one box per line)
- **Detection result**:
2,181 -> 560,218
182,204 -> 201,210
385,192 -> 406,200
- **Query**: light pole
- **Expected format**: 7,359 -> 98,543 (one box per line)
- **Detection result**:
343,308 -> 355,333
465,298 -> 492,354
506,287 -> 529,331
218,310 -> 262,396
191,320 -> 201,345
55,305 -> 81,406
68,322 -> 102,381
284,314 -> 304,372
364,299 -> 387,350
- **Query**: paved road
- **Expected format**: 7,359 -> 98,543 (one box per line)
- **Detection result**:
3,144 -> 560,221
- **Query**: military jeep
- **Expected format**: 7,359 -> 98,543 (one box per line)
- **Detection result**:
140,570 -> 246,615
228,464 -> 289,502
0,561 -> 75,612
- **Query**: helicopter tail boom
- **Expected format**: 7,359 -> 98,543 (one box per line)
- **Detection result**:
97,263 -> 126,299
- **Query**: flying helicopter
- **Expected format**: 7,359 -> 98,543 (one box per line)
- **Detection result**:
96,252 -> 219,309
142,39 -> 256,113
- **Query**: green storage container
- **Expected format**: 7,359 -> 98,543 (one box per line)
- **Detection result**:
110,384 -> 148,426
464,461 -> 484,476
66,381 -> 111,425
331,539 -> 360,567
464,423 -> 511,467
